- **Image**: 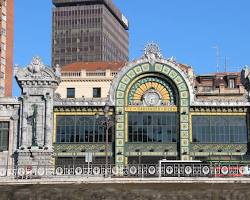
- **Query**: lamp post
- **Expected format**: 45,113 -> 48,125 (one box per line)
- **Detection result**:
95,104 -> 114,177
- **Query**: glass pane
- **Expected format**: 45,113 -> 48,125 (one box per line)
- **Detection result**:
192,116 -> 247,144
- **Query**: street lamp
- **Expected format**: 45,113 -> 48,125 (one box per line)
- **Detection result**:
95,103 -> 114,177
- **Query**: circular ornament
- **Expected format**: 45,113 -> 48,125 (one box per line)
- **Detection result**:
148,166 -> 156,175
93,167 -> 101,175
221,166 -> 229,175
202,166 -> 210,175
55,167 -> 63,176
143,89 -> 161,106
75,167 -> 83,175
37,168 -> 45,176
184,166 -> 192,175
166,166 -> 174,175
130,166 -> 137,175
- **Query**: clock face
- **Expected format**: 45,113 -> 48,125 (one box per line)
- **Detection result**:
143,90 -> 161,106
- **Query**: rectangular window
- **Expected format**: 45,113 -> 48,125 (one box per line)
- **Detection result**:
1,14 -> 6,21
0,122 -> 9,151
1,28 -> 6,36
1,42 -> 6,51
192,115 -> 247,143
67,88 -> 75,98
228,79 -> 235,88
93,87 -> 101,98
128,112 -> 178,143
1,57 -> 5,65
56,116 -> 113,143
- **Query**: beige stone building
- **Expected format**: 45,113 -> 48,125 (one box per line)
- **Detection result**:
56,62 -> 125,99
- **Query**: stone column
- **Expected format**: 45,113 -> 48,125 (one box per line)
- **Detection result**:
20,95 -> 29,148
44,95 -> 53,148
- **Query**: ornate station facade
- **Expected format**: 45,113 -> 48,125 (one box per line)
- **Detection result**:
0,44 -> 250,175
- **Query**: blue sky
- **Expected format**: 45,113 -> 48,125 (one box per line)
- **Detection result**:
14,0 -> 250,96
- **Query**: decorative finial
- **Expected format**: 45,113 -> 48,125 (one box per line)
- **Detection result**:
27,56 -> 44,74
143,42 -> 163,65
53,64 -> 61,77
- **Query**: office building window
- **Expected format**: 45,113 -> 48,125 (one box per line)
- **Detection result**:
67,88 -> 75,98
93,87 -> 101,98
0,122 -> 9,151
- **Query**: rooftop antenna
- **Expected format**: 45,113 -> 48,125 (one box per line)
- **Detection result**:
224,56 -> 229,72
212,45 -> 220,72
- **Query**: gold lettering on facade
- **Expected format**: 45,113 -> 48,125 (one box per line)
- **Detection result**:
125,106 -> 178,112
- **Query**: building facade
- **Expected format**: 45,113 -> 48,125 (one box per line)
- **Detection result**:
0,0 -> 13,97
0,44 -> 250,176
52,0 -> 129,67
56,61 -> 123,99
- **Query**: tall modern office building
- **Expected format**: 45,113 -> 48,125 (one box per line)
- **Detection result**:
0,0 -> 13,97
52,0 -> 129,67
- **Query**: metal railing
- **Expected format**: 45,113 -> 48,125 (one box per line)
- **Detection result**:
1,163 -> 250,179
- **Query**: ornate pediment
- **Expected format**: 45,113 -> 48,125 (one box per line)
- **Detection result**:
15,56 -> 61,86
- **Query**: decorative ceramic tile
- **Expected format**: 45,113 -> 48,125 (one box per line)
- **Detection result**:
142,64 -> 150,72
180,115 -> 189,122
116,91 -> 124,98
116,115 -> 124,123
116,107 -> 124,114
116,123 -> 124,131
127,70 -> 136,79
116,99 -> 124,106
134,66 -> 142,74
155,63 -> 163,72
180,108 -> 189,115
121,75 -> 131,84
180,91 -> 188,98
181,139 -> 189,146
116,139 -> 124,147
118,83 -> 126,91
174,76 -> 183,84
169,70 -> 178,79
178,83 -> 187,91
162,65 -> 171,75
116,131 -> 124,138
116,155 -> 124,163
181,122 -> 189,130
181,131 -> 189,138
180,99 -> 189,106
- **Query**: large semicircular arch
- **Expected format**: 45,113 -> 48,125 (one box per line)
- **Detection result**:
109,58 -> 195,105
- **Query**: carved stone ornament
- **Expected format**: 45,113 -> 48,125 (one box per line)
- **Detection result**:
143,42 -> 163,65
27,56 -> 45,74
53,64 -> 61,78
15,56 -> 61,86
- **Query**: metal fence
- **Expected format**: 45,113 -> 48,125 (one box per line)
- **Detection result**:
1,163 -> 250,179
